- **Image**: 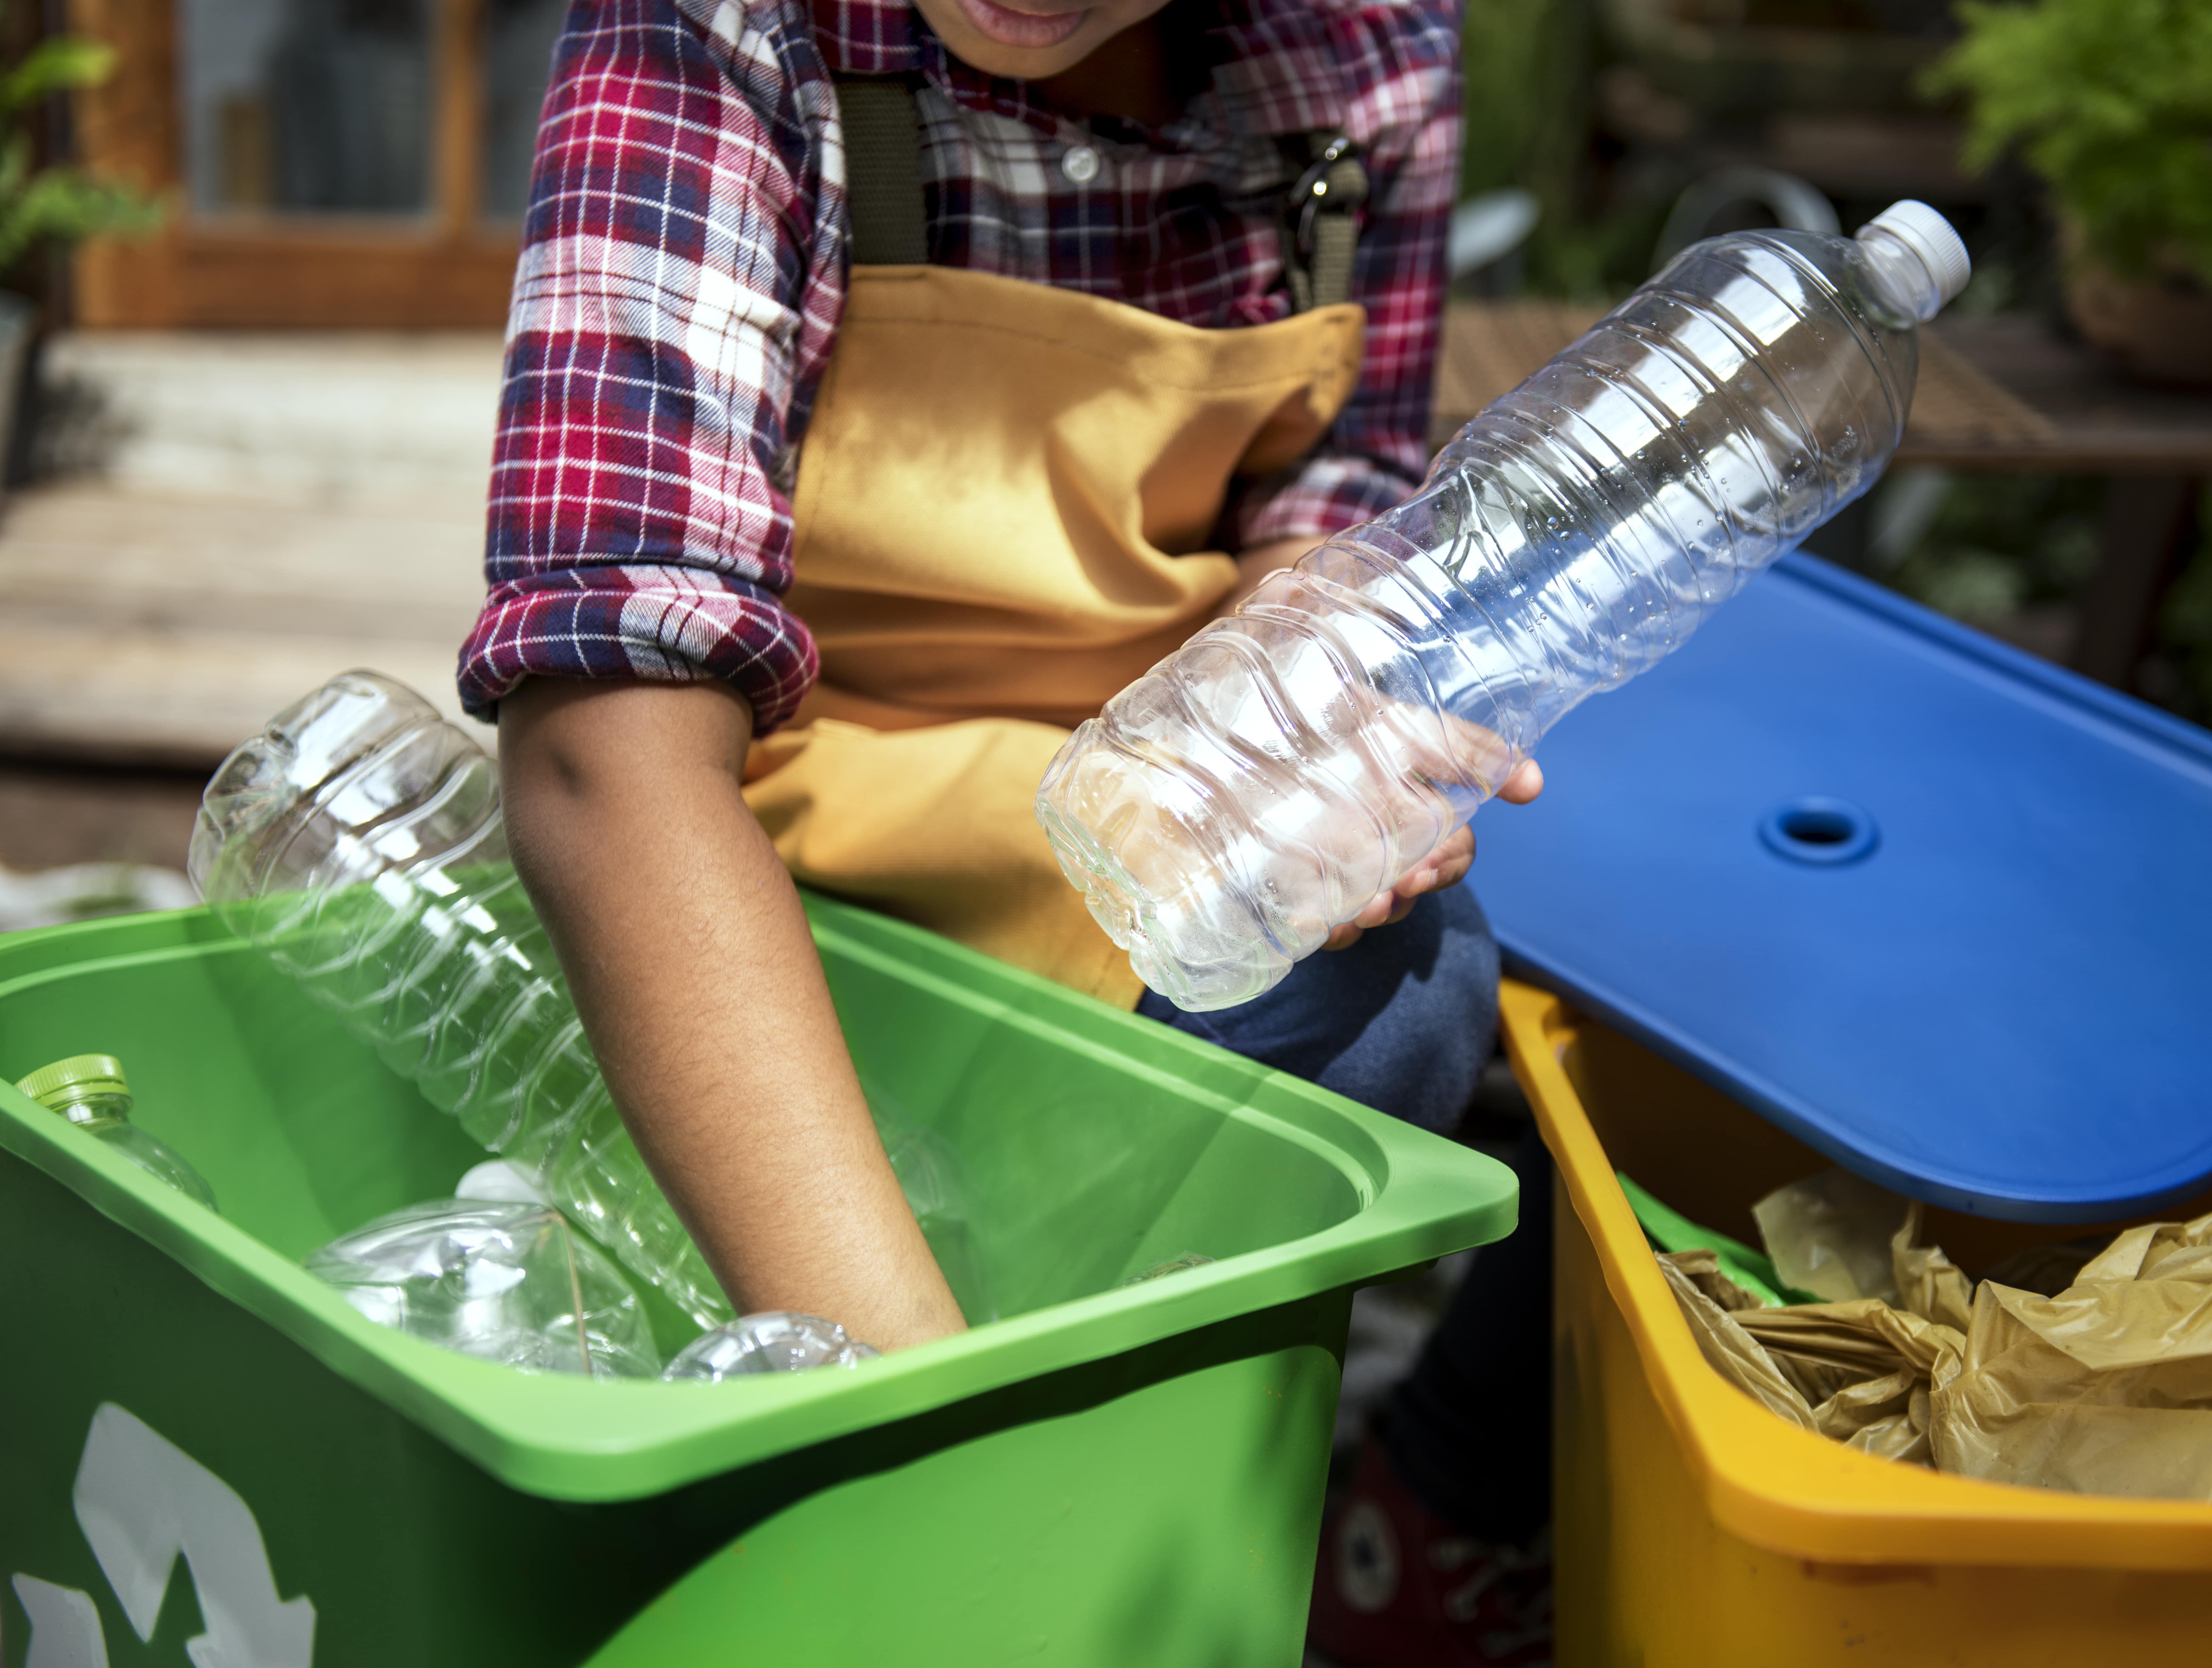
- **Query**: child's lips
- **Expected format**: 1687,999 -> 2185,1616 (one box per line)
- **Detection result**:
953,0 -> 1087,49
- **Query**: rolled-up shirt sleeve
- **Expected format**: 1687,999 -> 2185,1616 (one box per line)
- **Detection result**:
459,0 -> 839,734
1227,3 -> 1460,550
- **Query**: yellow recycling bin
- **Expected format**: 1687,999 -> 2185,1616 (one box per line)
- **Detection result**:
1497,979 -> 2212,1667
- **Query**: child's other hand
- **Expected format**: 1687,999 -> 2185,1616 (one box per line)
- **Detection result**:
1323,758 -> 1544,951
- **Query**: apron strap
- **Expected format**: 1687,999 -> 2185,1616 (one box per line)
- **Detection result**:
833,72 -> 1365,309
833,75 -> 929,266
1282,132 -> 1368,313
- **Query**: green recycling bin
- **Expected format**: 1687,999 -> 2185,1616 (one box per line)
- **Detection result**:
0,891 -> 1515,1667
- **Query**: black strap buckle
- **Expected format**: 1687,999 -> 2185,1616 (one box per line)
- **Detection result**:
1278,132 -> 1367,312
1287,133 -> 1364,270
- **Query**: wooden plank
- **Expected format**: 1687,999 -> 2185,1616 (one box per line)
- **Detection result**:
77,230 -> 521,329
1895,330 -> 2055,458
1430,301 -> 2058,464
65,0 -> 177,329
434,0 -> 491,236
0,485 -> 488,766
1429,301 -> 1602,448
0,629 -> 481,768
65,0 -> 171,189
1899,316 -> 2212,475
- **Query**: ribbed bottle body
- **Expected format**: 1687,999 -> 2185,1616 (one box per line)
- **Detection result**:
190,673 -> 733,1328
1040,224 -> 1940,1012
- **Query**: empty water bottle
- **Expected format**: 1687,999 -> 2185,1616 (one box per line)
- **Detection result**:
189,672 -> 979,1332
188,672 -> 735,1327
307,1200 -> 660,1378
1038,202 -> 1972,1010
661,1311 -> 878,1381
16,1054 -> 218,1210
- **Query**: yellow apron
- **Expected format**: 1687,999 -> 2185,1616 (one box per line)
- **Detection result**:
742,260 -> 1363,1008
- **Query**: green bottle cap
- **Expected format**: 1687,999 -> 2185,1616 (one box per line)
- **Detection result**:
14,1054 -> 131,1109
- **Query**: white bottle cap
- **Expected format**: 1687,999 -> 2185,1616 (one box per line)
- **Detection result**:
1862,200 -> 1971,311
454,1159 -> 549,1204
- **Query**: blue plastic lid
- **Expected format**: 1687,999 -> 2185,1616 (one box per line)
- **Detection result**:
1474,554 -> 2212,1222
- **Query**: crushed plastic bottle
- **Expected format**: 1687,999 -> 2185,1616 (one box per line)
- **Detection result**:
454,1157 -> 550,1205
188,671 -> 978,1332
306,1199 -> 661,1378
15,1054 -> 218,1210
661,1312 -> 879,1381
1038,202 -> 1973,1010
187,672 -> 734,1327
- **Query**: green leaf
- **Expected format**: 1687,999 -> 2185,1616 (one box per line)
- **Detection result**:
0,25 -> 161,277
1925,0 -> 2212,284
0,166 -> 163,273
0,36 -> 118,114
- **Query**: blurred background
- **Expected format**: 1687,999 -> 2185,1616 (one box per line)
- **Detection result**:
1437,0 -> 2211,724
0,0 -> 2208,924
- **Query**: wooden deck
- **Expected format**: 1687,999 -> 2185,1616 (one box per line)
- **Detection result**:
1428,300 -> 2061,460
0,483 -> 486,765
0,331 -> 499,767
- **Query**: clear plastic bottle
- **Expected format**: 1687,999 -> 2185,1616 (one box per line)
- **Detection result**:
188,672 -> 988,1331
188,672 -> 736,1326
306,1199 -> 661,1378
661,1311 -> 878,1381
16,1054 -> 218,1210
1037,202 -> 1972,1011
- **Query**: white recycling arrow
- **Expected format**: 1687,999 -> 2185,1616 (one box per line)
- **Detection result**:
10,1574 -> 109,1668
69,1404 -> 315,1668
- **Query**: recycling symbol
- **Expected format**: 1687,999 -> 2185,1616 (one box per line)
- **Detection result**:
11,1404 -> 315,1667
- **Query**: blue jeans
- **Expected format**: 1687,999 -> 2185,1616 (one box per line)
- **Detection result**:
1134,884 -> 1500,1135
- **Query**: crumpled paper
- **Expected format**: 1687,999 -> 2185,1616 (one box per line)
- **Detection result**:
1657,1185 -> 2212,1497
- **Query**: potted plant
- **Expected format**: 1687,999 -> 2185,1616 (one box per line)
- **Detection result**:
1928,0 -> 2212,385
0,22 -> 160,479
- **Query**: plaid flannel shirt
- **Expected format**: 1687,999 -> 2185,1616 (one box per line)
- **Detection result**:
460,0 -> 1463,732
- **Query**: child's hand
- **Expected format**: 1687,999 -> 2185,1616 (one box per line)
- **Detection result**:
1323,758 -> 1544,951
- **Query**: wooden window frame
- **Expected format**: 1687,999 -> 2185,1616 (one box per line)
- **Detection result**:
67,0 -> 522,326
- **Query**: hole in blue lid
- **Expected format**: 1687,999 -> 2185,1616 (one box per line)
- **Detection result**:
1759,796 -> 1879,867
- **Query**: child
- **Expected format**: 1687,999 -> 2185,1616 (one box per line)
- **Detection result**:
464,0 -> 1545,1655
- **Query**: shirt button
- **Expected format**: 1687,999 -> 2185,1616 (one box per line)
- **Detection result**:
1061,145 -> 1101,185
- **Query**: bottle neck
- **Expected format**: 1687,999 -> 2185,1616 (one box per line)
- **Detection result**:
1855,225 -> 1944,323
45,1089 -> 134,1128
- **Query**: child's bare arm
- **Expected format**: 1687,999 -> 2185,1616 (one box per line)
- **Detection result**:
498,676 -> 966,1352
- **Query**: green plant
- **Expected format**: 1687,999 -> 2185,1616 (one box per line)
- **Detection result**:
1927,0 -> 2212,286
0,31 -> 161,282
1459,0 -> 1666,303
